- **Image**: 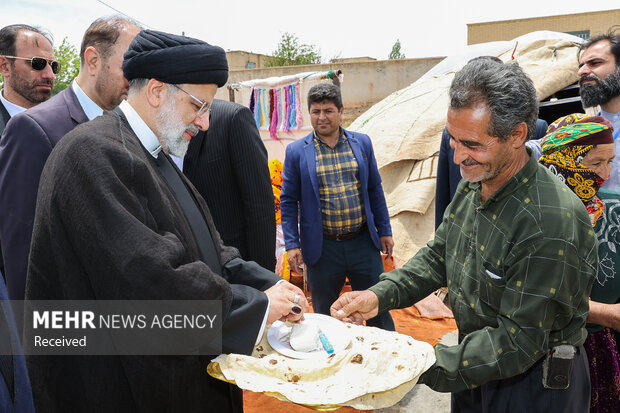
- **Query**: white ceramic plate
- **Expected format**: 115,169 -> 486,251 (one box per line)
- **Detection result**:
267,313 -> 351,359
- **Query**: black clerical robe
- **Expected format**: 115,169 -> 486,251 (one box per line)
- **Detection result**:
25,110 -> 280,412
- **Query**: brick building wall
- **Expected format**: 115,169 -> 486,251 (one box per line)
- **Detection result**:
468,9 -> 619,44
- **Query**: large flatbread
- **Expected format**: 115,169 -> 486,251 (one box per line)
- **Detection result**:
208,322 -> 436,410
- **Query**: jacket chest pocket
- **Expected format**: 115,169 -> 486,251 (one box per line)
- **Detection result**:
477,262 -> 506,311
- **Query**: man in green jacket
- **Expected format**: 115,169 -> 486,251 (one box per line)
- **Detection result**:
332,59 -> 597,412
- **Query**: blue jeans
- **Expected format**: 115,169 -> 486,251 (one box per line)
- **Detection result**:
306,230 -> 395,331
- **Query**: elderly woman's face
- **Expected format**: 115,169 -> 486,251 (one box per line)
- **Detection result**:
581,143 -> 615,180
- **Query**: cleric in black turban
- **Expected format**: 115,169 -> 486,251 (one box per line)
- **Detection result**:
123,29 -> 229,86
26,26 -> 304,413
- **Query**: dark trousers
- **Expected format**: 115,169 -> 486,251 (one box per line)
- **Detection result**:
306,230 -> 395,331
452,346 -> 590,413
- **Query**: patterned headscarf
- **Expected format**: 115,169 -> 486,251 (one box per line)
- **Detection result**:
268,159 -> 283,225
539,113 -> 614,225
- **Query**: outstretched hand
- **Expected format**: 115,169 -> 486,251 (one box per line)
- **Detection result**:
330,290 -> 379,325
265,281 -> 309,324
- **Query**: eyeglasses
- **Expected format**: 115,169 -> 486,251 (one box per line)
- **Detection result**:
171,84 -> 211,119
1,55 -> 61,74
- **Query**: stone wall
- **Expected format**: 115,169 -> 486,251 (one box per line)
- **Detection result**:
214,57 -> 445,113
468,9 -> 620,45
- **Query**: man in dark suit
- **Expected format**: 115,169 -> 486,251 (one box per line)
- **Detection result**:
183,99 -> 276,270
0,16 -> 140,300
0,24 -> 57,277
25,29 -> 306,412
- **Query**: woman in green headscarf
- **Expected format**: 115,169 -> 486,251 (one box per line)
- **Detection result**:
539,113 -> 619,413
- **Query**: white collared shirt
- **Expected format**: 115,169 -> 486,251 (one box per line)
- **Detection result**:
118,100 -> 162,157
601,109 -> 620,134
72,81 -> 104,121
118,99 -> 182,167
599,109 -> 620,192
0,88 -> 27,117
170,155 -> 184,170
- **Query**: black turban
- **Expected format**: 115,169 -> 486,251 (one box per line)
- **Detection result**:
123,29 -> 228,87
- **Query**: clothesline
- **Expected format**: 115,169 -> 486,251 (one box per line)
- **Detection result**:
228,70 -> 343,90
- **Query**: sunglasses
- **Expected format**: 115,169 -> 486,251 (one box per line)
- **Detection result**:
171,84 -> 211,119
2,55 -> 61,74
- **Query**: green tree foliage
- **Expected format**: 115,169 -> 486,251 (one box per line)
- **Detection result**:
388,39 -> 405,60
266,32 -> 321,67
52,37 -> 80,94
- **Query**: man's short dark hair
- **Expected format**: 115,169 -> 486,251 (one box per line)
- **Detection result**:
80,16 -> 139,66
0,24 -> 53,57
307,83 -> 343,110
449,59 -> 539,141
579,25 -> 620,66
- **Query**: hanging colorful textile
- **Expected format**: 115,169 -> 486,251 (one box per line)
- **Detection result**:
261,88 -> 269,127
249,88 -> 255,113
230,70 -> 343,140
268,89 -> 275,128
288,84 -> 297,130
270,89 -> 282,141
276,88 -> 284,131
253,89 -> 261,128
283,86 -> 291,134
294,82 -> 303,131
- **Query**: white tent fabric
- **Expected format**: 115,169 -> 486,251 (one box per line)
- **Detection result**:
349,31 -> 584,263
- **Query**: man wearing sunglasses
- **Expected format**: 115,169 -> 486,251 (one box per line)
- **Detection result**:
24,29 -> 307,412
0,22 -> 55,313
0,24 -> 56,124
0,23 -> 54,413
0,16 -> 140,301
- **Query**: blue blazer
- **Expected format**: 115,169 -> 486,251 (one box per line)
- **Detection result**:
281,129 -> 392,265
0,86 -> 88,300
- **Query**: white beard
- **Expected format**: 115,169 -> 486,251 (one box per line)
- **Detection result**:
155,97 -> 197,158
